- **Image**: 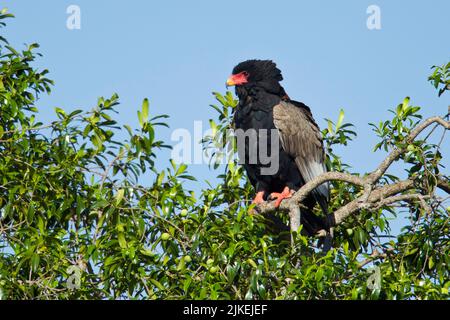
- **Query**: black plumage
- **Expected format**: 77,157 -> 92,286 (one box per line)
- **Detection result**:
227,59 -> 329,235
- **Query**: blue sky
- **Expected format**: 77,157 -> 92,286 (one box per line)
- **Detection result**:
2,1 -> 449,233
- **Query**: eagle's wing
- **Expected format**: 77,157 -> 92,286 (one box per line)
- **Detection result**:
273,100 -> 329,213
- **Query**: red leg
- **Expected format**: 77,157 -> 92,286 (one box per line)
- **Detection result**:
269,187 -> 294,207
252,191 -> 265,205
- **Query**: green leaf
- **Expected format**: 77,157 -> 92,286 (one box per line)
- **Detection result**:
116,189 -> 125,205
336,109 -> 345,131
315,268 -> 324,282
31,254 -> 40,272
150,279 -> 165,291
118,233 -> 127,249
402,96 -> 410,111
91,134 -> 103,150
137,111 -> 143,128
327,120 -> 333,135
428,257 -> 434,269
54,107 -> 66,118
247,259 -> 257,269
142,98 -> 149,124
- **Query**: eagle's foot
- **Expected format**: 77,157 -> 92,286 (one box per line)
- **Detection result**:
269,187 -> 294,207
252,191 -> 265,205
249,191 -> 266,215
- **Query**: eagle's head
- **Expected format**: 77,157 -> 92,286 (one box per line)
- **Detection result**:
227,59 -> 283,86
226,59 -> 287,100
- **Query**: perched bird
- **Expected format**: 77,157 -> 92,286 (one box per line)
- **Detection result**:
226,59 -> 329,235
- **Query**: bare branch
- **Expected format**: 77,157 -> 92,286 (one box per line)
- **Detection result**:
358,248 -> 396,268
373,194 -> 429,210
333,179 -> 415,225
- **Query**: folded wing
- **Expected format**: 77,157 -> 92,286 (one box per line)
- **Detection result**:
273,101 -> 329,213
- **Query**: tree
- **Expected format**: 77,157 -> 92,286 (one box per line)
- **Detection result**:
0,11 -> 449,300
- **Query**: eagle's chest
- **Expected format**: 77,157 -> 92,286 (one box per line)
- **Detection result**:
234,103 -> 276,131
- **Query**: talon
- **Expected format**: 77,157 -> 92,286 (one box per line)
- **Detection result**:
252,191 -> 265,205
269,187 -> 294,207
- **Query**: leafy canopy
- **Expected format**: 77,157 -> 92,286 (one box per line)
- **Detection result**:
0,11 -> 449,300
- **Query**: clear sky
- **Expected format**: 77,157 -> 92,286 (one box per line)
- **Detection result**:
2,1 -> 449,233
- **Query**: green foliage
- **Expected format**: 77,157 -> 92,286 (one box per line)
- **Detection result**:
0,12 -> 449,300
428,62 -> 450,97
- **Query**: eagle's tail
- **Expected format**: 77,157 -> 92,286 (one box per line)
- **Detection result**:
300,208 -> 327,236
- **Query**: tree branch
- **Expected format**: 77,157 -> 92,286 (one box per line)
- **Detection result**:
254,172 -> 364,214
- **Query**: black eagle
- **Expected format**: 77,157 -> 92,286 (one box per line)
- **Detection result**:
226,59 -> 329,235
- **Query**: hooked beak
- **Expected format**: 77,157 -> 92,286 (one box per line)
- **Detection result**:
226,76 -> 236,88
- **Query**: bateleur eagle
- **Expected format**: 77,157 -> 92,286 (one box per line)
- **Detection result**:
226,59 -> 329,235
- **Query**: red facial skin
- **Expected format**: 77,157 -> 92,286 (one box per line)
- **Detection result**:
227,71 -> 249,86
